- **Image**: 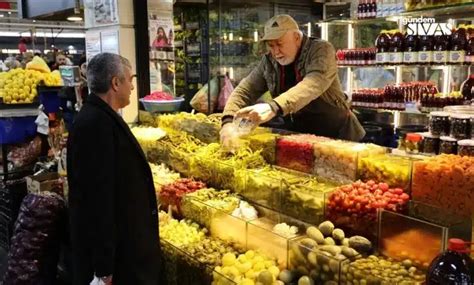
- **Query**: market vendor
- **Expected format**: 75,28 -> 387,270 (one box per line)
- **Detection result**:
220,14 -> 365,146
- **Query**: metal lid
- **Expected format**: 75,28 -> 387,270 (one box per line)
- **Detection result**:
440,136 -> 458,142
458,139 -> 474,147
429,111 -> 450,117
444,105 -> 474,115
450,113 -> 472,120
421,132 -> 440,139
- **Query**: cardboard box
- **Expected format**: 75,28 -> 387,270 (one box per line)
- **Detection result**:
26,172 -> 61,194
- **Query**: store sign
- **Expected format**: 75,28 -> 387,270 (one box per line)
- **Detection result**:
403,17 -> 452,36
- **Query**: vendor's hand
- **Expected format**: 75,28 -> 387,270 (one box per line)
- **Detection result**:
235,103 -> 276,125
220,123 -> 239,151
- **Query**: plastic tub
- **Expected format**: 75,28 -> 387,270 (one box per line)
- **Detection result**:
139,98 -> 184,113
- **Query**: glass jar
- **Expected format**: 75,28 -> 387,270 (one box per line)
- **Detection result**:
439,136 -> 458,154
429,111 -> 450,136
450,114 -> 471,140
457,139 -> 474,156
421,132 -> 440,154
405,133 -> 422,153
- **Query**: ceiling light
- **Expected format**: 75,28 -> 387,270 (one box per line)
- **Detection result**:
67,0 -> 82,22
32,20 -> 36,22
67,15 -> 83,22
7,11 -> 11,15
0,14 -> 3,18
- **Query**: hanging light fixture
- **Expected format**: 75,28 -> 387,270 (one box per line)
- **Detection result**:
67,0 -> 83,22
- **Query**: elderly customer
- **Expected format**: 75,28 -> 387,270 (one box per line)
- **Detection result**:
67,53 -> 162,285
220,14 -> 365,148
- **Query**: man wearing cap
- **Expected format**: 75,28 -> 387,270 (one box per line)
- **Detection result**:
220,14 -> 365,147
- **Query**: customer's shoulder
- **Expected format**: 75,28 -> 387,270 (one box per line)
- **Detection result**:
73,103 -> 114,131
307,37 -> 335,51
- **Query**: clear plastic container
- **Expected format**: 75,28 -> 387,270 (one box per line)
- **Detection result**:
457,139 -> 474,156
429,111 -> 450,136
450,114 -> 471,140
439,136 -> 458,154
405,133 -> 422,153
421,132 -> 440,155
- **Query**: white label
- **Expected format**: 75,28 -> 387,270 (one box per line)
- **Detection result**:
376,53 -> 388,64
418,51 -> 433,63
433,51 -> 448,63
389,52 -> 403,64
449,50 -> 465,63
403,52 -> 418,63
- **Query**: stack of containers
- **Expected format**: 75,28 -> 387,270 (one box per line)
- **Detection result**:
422,110 -> 473,156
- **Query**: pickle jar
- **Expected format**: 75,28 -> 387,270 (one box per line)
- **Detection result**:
439,136 -> 458,154
429,111 -> 450,136
450,114 -> 471,140
457,139 -> 474,156
405,133 -> 422,153
421,132 -> 440,155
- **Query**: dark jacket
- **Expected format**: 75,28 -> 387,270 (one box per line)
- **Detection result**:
67,94 -> 161,285
223,35 -> 365,141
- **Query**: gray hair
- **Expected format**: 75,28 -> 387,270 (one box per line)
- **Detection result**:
87,53 -> 131,94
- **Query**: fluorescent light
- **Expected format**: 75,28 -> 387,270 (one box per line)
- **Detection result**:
307,22 -> 311,37
0,14 -> 4,18
68,45 -> 74,49
32,20 -> 36,22
253,30 -> 258,42
67,15 -> 83,21
1,31 -> 87,38
229,32 -> 233,41
238,36 -> 242,41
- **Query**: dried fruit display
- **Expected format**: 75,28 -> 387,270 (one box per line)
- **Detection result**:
412,154 -> 474,217
358,154 -> 414,190
326,180 -> 409,239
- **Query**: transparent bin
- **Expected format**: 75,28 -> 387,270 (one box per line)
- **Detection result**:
246,206 -> 307,269
280,180 -> 335,225
378,209 -> 446,270
411,155 -> 474,217
246,132 -> 279,164
313,140 -> 386,184
275,136 -> 317,173
344,254 -> 426,285
241,167 -> 282,210
358,153 -> 415,190
289,236 -> 354,284
168,146 -> 194,177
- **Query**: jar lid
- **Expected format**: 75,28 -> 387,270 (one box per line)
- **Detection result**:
450,113 -> 471,119
440,136 -> 458,142
421,132 -> 440,139
406,133 -> 422,143
458,139 -> 474,146
430,111 -> 449,117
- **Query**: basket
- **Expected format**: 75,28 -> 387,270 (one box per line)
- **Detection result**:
139,98 -> 184,113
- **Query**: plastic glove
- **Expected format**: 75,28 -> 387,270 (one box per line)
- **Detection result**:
235,103 -> 276,126
220,123 -> 240,152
